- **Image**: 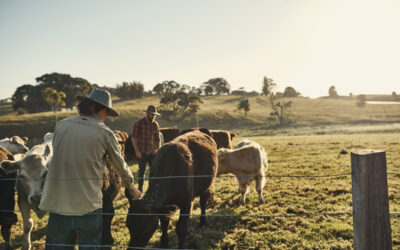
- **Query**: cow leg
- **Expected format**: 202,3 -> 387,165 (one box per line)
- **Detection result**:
19,205 -> 33,250
101,188 -> 114,250
175,203 -> 192,249
159,216 -> 170,248
1,224 -> 12,250
199,191 -> 210,227
255,176 -> 266,204
238,178 -> 250,205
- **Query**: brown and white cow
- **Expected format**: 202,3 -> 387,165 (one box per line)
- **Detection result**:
217,139 -> 268,205
0,133 -> 53,250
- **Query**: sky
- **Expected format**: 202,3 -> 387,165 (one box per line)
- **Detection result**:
1,0 -> 399,99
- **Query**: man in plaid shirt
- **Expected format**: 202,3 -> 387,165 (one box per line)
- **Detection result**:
131,105 -> 161,191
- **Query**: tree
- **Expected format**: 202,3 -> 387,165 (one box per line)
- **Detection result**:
270,94 -> 292,126
152,83 -> 166,96
11,73 -> 93,114
11,84 -> 49,114
262,77 -> 276,96
357,95 -> 366,107
202,78 -> 231,95
329,85 -> 339,98
115,81 -> 144,99
237,99 -> 250,116
283,86 -> 300,97
42,87 -> 66,122
159,91 -> 203,120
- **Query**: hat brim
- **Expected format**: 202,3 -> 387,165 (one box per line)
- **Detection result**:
76,96 -> 120,117
145,110 -> 161,116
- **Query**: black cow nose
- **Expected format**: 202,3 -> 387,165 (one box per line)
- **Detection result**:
30,195 -> 41,204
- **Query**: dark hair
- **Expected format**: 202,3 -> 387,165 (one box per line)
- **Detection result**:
77,98 -> 106,116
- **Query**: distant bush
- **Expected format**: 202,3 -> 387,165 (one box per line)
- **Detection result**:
357,95 -> 366,108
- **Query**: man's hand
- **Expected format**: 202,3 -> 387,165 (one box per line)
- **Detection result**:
128,184 -> 142,200
135,151 -> 142,159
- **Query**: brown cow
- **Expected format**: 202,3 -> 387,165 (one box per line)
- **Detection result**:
210,129 -> 236,149
0,146 -> 14,161
159,127 -> 180,143
125,131 -> 218,248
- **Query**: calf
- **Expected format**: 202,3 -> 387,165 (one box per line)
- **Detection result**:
0,146 -> 17,250
0,133 -> 53,250
210,129 -> 236,149
0,136 -> 29,155
125,131 -> 218,248
217,139 -> 268,205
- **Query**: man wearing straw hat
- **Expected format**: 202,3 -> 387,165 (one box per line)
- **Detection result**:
39,89 -> 142,249
131,105 -> 161,192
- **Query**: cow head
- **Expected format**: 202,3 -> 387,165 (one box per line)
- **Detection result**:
4,136 -> 29,154
125,189 -> 159,248
3,145 -> 51,212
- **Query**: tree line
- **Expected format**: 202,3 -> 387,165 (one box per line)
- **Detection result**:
11,72 -> 308,125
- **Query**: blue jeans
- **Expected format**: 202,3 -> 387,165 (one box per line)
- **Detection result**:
45,209 -> 102,250
137,153 -> 155,191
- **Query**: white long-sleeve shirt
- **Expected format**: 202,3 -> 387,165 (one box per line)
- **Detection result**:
39,115 -> 134,215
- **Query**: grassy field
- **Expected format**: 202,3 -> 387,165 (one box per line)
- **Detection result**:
2,133 -> 400,249
2,95 -> 400,142
1,95 -> 400,249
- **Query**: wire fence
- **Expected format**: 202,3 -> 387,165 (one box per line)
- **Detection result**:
1,170 -> 399,248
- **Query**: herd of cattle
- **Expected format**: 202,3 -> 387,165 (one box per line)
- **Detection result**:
0,127 -> 268,249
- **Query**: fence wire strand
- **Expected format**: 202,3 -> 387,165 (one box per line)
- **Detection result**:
0,241 -> 193,250
0,209 -> 353,218
0,172 -> 352,181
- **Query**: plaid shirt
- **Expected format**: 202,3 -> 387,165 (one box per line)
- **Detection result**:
132,117 -> 160,155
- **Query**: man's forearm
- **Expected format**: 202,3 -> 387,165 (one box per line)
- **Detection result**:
131,137 -> 141,154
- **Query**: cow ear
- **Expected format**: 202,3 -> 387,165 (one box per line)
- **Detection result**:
23,137 -> 29,144
43,145 -> 51,159
0,160 -> 20,174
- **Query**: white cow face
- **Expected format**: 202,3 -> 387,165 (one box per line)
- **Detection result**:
1,136 -> 29,154
1,146 -> 50,210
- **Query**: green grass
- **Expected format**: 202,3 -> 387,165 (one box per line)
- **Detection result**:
2,133 -> 400,249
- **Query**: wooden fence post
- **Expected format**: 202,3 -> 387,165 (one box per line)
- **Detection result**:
351,150 -> 392,250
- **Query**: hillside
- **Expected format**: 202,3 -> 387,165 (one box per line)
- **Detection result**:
1,95 -> 400,144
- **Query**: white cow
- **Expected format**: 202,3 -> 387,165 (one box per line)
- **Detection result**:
0,132 -> 53,250
0,136 -> 29,155
217,139 -> 268,205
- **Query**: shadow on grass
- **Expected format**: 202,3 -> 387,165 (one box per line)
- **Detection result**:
11,225 -> 47,249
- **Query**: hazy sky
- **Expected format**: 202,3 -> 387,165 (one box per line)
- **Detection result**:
1,0 -> 399,99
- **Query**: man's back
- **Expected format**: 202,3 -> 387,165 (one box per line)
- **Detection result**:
40,115 -> 112,215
